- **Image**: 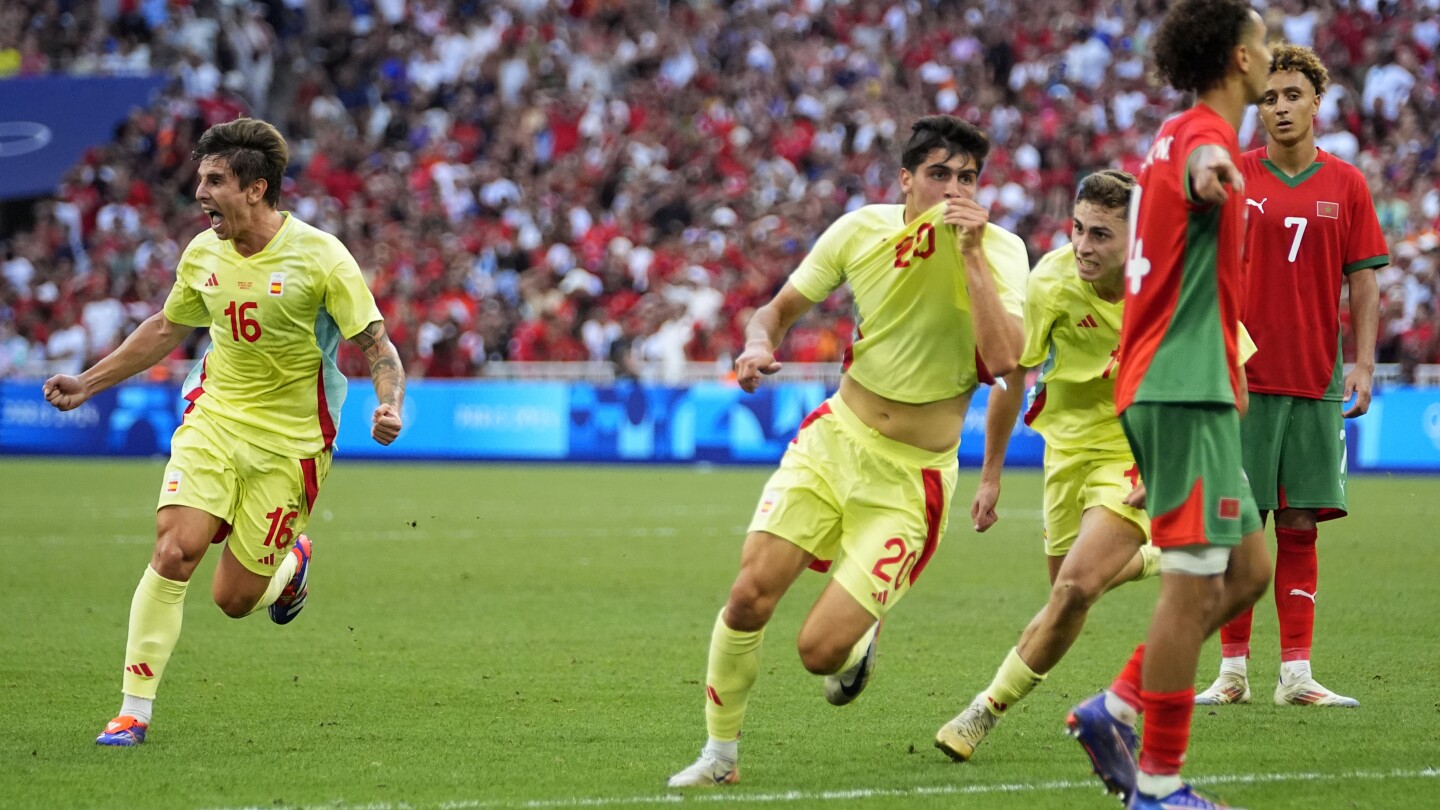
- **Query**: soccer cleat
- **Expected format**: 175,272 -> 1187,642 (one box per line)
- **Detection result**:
935,698 -> 999,762
824,622 -> 880,706
1194,671 -> 1251,705
1273,677 -> 1359,707
269,534 -> 312,625
666,751 -> 740,787
96,715 -> 148,746
1066,692 -> 1138,802
1128,783 -> 1243,809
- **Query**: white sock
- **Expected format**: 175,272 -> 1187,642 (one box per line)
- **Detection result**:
120,693 -> 154,725
1219,656 -> 1248,677
1281,660 -> 1312,684
1103,690 -> 1138,727
704,737 -> 738,762
1137,771 -> 1184,799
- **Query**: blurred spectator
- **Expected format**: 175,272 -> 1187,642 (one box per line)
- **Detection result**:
45,306 -> 87,376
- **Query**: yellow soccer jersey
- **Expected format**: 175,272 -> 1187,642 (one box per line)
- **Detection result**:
163,213 -> 382,458
1021,244 -> 1128,453
789,202 -> 1028,403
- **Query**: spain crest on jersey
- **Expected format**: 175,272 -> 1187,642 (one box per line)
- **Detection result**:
269,272 -> 285,296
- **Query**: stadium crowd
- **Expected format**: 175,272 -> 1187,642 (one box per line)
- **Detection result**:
1,0 -> 1438,382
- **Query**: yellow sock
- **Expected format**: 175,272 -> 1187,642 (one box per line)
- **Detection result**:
247,551 -> 300,615
122,566 -> 188,700
835,622 -> 879,674
704,609 -> 765,742
981,647 -> 1046,715
1135,544 -> 1161,581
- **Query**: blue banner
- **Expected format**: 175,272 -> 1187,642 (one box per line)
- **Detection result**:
0,75 -> 167,200
338,382 -> 570,459
1356,388 -> 1440,471
0,380 -> 178,454
0,378 -> 1049,466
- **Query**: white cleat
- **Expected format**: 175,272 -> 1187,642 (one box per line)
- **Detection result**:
1194,671 -> 1251,705
1274,677 -> 1359,707
667,751 -> 740,787
935,698 -> 999,762
824,623 -> 880,706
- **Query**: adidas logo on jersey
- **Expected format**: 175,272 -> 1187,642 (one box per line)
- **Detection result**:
204,273 -> 219,287
1076,314 -> 1099,328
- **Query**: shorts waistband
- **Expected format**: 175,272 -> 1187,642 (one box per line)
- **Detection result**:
826,394 -> 959,470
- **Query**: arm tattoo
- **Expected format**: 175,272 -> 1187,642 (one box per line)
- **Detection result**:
353,320 -> 405,408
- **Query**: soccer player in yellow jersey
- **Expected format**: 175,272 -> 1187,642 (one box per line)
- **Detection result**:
667,115 -> 1028,787
933,170 -> 1160,762
42,118 -> 405,746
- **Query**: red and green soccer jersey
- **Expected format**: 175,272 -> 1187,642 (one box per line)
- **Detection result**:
1116,105 -> 1247,413
1239,147 -> 1389,400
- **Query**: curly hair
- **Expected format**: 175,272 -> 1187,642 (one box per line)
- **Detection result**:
1075,169 -> 1137,211
1269,43 -> 1329,96
192,118 -> 290,208
1151,0 -> 1257,94
900,115 -> 990,174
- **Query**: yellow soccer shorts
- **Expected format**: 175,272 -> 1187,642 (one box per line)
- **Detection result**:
158,415 -> 332,576
748,395 -> 958,619
1042,445 -> 1150,556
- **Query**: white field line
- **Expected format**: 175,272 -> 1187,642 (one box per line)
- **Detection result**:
196,767 -> 1439,810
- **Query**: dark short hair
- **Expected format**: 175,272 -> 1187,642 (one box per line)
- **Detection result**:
1270,43 -> 1329,96
900,115 -> 990,174
191,118 -> 289,208
1075,169 -> 1137,211
1152,0 -> 1257,94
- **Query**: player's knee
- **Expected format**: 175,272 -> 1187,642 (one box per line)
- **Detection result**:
796,634 -> 847,675
213,591 -> 254,619
725,581 -> 778,631
1274,509 -> 1317,532
1050,576 -> 1103,616
150,537 -> 203,580
1236,565 -> 1270,608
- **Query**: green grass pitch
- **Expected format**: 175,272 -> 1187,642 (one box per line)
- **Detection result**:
1,458 -> 1436,809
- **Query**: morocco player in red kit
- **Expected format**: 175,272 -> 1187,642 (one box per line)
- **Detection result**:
1196,45 -> 1387,709
1064,2 -> 1273,808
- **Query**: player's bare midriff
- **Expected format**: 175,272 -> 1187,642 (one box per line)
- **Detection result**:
838,375 -> 970,454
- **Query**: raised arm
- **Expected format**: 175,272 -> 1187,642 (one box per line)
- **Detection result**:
734,282 -> 818,393
1343,268 -> 1379,417
350,319 -> 406,445
43,313 -> 193,411
946,199 -> 1023,376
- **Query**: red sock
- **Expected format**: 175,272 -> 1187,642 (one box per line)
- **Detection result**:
1138,688 -> 1194,776
1274,526 -> 1318,662
1219,605 -> 1253,659
1109,644 -> 1145,713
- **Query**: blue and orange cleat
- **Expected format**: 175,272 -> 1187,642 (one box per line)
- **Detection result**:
269,534 -> 312,625
1066,692 -> 1139,802
1129,783 -> 1243,809
96,715 -> 148,746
